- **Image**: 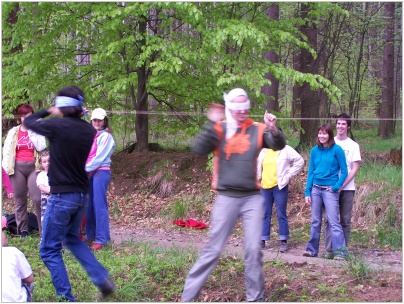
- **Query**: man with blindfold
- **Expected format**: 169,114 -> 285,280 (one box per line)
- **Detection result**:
24,86 -> 115,301
182,88 -> 286,302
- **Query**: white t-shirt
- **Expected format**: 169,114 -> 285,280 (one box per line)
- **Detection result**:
2,246 -> 33,302
36,171 -> 49,189
335,137 -> 362,191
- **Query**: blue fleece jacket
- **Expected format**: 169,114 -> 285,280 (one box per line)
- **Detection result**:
305,144 -> 348,196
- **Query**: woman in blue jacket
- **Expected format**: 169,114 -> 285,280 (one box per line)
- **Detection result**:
303,124 -> 348,260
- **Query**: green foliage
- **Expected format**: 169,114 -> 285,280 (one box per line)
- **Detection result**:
354,124 -> 402,153
2,2 -> 343,140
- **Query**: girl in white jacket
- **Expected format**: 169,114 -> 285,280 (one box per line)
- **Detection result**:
257,145 -> 304,252
2,104 -> 46,238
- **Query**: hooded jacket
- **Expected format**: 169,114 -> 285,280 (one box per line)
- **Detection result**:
192,118 -> 286,197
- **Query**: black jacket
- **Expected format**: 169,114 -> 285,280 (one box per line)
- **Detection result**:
24,110 -> 96,193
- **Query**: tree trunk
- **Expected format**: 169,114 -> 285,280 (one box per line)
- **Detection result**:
135,17 -> 150,151
378,2 -> 395,138
261,4 -> 280,112
294,4 -> 320,149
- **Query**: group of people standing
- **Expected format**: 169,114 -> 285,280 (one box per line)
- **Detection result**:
2,86 -> 116,301
2,86 -> 361,302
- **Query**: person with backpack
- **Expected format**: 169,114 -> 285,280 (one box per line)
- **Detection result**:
23,86 -> 116,301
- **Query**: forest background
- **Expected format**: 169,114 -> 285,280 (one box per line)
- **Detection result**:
1,2 -> 403,301
2,2 -> 402,150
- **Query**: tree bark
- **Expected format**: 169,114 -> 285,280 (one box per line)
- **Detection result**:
294,4 -> 320,149
378,2 -> 395,138
261,4 -> 280,112
135,17 -> 150,151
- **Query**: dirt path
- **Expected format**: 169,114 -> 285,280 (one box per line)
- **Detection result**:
110,224 -> 402,274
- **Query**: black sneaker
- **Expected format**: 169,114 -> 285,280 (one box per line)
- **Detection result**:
322,252 -> 334,260
20,231 -> 29,239
99,278 -> 116,298
261,240 -> 265,249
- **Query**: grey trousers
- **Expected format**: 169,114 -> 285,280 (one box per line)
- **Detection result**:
181,194 -> 265,302
9,161 -> 42,236
324,190 -> 355,253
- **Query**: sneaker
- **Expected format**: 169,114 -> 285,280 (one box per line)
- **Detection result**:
99,278 -> 116,298
303,251 -> 315,257
279,242 -> 288,253
20,231 -> 29,239
261,240 -> 265,249
334,256 -> 346,261
91,243 -> 103,250
322,252 -> 334,260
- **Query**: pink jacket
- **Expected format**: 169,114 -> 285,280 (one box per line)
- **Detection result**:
2,167 -> 14,194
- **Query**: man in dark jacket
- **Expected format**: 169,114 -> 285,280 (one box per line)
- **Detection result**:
24,86 -> 115,301
181,88 -> 286,302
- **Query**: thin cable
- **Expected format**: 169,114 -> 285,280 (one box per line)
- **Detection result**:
103,110 -> 404,121
5,110 -> 403,121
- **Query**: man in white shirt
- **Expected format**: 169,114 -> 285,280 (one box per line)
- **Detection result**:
323,113 -> 362,259
2,216 -> 35,302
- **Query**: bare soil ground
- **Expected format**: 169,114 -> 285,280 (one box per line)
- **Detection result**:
107,151 -> 402,302
2,151 -> 402,301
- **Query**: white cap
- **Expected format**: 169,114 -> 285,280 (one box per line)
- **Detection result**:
90,108 -> 107,120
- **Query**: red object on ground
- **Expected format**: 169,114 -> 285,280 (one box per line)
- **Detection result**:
91,243 -> 103,250
173,218 -> 207,229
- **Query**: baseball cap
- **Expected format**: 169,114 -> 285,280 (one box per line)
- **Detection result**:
2,216 -> 6,229
90,108 -> 107,120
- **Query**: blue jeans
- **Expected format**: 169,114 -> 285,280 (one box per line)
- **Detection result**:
261,185 -> 290,241
324,190 -> 355,253
305,187 -> 346,257
40,193 -> 110,301
86,170 -> 111,244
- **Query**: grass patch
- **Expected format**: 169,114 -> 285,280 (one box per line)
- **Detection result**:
4,235 -> 198,302
352,162 -> 402,249
354,125 -> 402,152
344,253 -> 373,284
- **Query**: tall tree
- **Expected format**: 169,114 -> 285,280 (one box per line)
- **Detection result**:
2,2 -> 341,150
294,3 -> 320,149
378,2 -> 395,138
261,3 -> 280,112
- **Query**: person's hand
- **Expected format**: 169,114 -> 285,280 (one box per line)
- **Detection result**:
305,196 -> 311,204
7,193 -> 14,199
207,103 -> 225,122
264,111 -> 278,135
47,106 -> 62,116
